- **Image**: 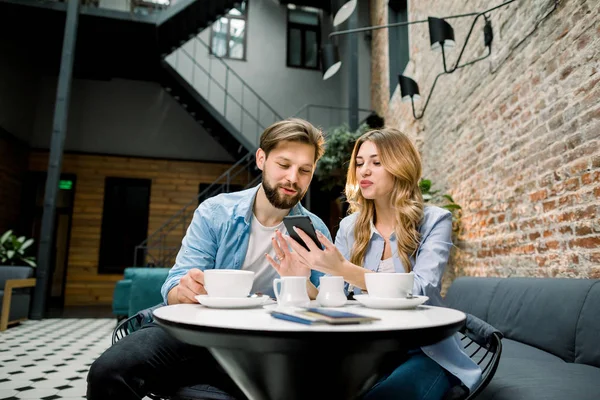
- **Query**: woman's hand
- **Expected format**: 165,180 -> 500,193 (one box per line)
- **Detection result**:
283,228 -> 347,275
266,230 -> 311,277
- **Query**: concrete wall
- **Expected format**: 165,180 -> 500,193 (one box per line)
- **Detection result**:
167,0 -> 372,147
370,0 -> 600,286
31,77 -> 234,162
0,37 -> 39,142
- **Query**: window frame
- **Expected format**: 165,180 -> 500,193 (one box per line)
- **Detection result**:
210,2 -> 248,61
388,0 -> 409,97
286,7 -> 321,70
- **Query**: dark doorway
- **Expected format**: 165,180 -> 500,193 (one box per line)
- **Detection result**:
20,172 -> 76,310
98,177 -> 151,274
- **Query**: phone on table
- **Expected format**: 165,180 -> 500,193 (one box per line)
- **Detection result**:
282,215 -> 322,251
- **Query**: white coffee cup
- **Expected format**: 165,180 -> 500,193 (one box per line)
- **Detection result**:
316,276 -> 347,307
273,276 -> 310,308
364,272 -> 414,298
204,269 -> 254,298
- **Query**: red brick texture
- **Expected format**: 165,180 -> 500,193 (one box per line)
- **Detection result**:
370,0 -> 600,286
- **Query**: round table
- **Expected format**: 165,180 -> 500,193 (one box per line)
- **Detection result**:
153,301 -> 466,400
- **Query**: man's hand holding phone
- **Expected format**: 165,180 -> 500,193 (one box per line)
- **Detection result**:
167,268 -> 207,304
266,230 -> 311,277
283,228 -> 347,276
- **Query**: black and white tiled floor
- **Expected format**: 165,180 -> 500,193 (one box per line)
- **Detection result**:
0,318 -> 116,400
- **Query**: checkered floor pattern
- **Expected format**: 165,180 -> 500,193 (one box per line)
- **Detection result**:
0,318 -> 116,400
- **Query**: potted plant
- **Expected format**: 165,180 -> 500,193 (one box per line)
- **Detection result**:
419,179 -> 462,233
0,230 -> 37,330
419,181 -> 464,294
0,230 -> 37,268
313,123 -> 370,235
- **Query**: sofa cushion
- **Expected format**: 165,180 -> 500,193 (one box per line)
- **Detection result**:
501,339 -> 564,363
0,266 -> 35,287
486,278 -> 595,362
443,277 -> 504,321
479,356 -> 600,400
575,281 -> 600,368
128,268 -> 169,316
112,279 -> 132,315
0,292 -> 31,320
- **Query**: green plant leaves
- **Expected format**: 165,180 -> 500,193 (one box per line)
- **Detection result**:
0,229 -> 12,244
315,123 -> 369,191
0,230 -> 37,267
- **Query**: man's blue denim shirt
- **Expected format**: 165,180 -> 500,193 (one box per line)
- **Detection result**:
335,206 -> 482,391
161,185 -> 331,303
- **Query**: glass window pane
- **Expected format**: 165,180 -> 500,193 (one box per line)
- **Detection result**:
289,9 -> 319,26
289,28 -> 302,66
212,18 -> 228,57
229,19 -> 246,59
304,30 -> 317,67
229,0 -> 247,16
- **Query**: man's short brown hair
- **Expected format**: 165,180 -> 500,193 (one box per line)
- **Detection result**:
259,118 -> 325,162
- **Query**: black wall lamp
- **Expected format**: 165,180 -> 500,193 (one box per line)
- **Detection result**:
321,0 -> 516,120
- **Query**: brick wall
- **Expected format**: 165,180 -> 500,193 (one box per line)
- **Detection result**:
0,131 -> 28,235
370,0 -> 599,287
29,151 -> 243,305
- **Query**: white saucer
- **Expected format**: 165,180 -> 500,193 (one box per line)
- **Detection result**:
195,295 -> 270,309
353,294 -> 428,310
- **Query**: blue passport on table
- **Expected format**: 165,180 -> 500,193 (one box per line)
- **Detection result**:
270,308 -> 380,325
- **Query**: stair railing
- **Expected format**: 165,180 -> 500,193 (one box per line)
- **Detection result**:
134,151 -> 259,267
166,36 -> 283,148
292,104 -> 375,130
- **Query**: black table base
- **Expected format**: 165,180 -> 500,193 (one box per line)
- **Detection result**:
211,346 -> 403,400
156,318 -> 464,400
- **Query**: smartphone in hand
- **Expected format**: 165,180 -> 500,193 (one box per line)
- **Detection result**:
283,215 -> 322,251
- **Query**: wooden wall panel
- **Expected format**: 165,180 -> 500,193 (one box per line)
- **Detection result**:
29,151 -> 245,305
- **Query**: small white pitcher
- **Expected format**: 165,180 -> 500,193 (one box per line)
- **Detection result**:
273,276 -> 310,308
316,276 -> 347,307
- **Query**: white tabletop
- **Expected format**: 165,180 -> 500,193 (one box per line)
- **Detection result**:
153,301 -> 466,333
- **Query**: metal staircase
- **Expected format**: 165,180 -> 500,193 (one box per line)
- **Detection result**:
1,0 -> 375,268
134,151 -> 261,267
135,13 -> 287,267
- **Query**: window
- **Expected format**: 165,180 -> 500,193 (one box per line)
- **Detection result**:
98,178 -> 151,274
210,1 -> 248,60
388,0 -> 409,96
287,6 -> 321,69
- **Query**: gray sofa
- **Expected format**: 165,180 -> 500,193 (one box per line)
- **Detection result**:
0,266 -> 35,331
444,277 -> 600,400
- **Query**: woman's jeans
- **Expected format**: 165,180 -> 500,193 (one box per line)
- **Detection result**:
86,322 -> 245,400
363,350 -> 461,400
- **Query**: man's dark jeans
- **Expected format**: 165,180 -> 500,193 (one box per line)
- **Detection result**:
86,323 -> 245,400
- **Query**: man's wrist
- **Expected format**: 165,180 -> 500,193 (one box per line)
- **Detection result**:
167,285 -> 179,305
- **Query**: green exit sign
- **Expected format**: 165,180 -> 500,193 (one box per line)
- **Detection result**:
59,180 -> 73,190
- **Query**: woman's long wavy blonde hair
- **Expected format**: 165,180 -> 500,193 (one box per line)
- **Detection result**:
345,128 -> 424,271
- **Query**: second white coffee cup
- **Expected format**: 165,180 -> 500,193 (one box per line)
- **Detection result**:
365,272 -> 414,298
204,269 -> 254,298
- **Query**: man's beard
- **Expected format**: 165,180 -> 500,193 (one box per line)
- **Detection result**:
263,179 -> 305,209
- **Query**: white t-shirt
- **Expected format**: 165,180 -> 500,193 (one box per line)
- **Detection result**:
241,214 -> 287,295
377,257 -> 395,273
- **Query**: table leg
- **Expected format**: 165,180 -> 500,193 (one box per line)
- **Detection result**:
210,346 -> 405,400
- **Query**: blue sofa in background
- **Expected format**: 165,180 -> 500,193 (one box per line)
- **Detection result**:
112,267 -> 169,318
444,277 -> 600,400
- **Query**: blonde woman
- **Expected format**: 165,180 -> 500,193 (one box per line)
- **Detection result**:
271,128 -> 481,399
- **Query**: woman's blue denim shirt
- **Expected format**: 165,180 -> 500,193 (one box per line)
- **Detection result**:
161,185 -> 330,302
335,206 -> 482,391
